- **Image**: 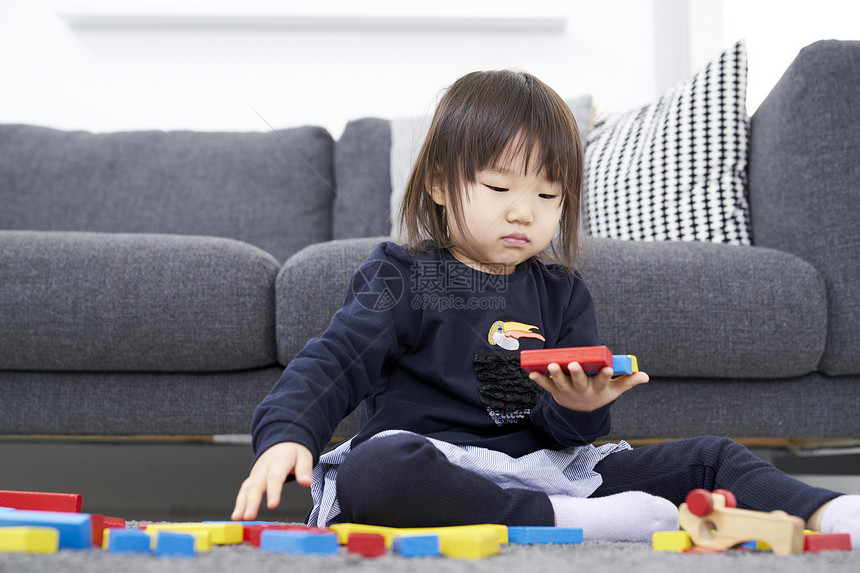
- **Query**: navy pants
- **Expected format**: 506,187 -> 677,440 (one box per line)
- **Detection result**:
336,433 -> 840,527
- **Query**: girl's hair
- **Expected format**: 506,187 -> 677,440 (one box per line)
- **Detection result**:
398,70 -> 584,271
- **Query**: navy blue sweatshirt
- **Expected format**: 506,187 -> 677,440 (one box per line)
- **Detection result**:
251,242 -> 611,464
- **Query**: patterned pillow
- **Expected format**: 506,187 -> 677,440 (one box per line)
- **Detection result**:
584,41 -> 751,245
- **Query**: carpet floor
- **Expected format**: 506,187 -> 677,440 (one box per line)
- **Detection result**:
2,532 -> 858,573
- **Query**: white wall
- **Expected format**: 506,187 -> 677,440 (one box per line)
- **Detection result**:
721,0 -> 860,113
0,0 -> 661,136
0,0 -> 857,137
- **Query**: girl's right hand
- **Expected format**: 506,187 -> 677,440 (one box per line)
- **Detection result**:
231,441 -> 313,521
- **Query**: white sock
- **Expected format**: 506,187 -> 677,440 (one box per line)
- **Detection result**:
819,495 -> 860,550
549,491 -> 678,542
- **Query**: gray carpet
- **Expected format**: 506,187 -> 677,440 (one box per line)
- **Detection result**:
2,533 -> 858,573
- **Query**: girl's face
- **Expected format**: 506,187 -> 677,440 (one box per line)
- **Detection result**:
431,148 -> 564,275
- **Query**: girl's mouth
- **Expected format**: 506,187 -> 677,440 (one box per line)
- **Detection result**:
501,233 -> 529,246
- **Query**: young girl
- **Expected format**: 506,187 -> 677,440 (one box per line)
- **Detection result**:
233,70 -> 859,547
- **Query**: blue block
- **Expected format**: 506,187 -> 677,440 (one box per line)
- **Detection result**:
155,532 -> 196,558
612,355 -> 634,375
260,531 -> 339,555
0,509 -> 92,549
393,535 -> 440,558
0,507 -> 15,512
508,526 -> 583,545
108,530 -> 151,554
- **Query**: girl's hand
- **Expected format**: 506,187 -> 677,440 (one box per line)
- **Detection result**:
528,361 -> 649,412
231,441 -> 313,521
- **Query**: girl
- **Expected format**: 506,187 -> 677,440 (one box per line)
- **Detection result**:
233,70 -> 859,547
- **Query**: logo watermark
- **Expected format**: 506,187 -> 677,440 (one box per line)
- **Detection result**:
350,259 -> 509,312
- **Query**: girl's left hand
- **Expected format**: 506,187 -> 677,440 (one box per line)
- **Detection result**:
528,361 -> 649,412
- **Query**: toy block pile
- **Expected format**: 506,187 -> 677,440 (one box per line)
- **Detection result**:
652,489 -> 853,555
0,488 -> 584,560
0,489 -> 126,553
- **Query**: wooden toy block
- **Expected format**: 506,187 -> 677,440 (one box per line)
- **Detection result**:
679,489 -> 804,555
803,532 -> 852,552
245,524 -> 331,547
652,530 -> 692,552
143,522 -> 242,545
90,514 -> 104,548
0,509 -> 92,549
347,533 -> 387,557
508,526 -> 583,545
0,490 -> 82,513
0,526 -> 60,554
106,529 -> 151,554
103,516 -> 126,529
392,535 -> 440,558
612,354 -> 639,375
260,530 -> 339,555
331,523 -> 507,547
155,532 -> 196,558
439,532 -> 500,560
520,346 -> 613,375
145,529 -> 211,553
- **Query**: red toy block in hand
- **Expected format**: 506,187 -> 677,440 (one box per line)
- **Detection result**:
520,346 -> 614,375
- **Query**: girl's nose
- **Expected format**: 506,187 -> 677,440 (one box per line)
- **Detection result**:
505,195 -> 534,224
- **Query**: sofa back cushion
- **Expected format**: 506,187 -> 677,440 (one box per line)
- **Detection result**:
0,124 -> 334,263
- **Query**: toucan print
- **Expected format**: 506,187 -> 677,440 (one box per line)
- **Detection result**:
487,320 -> 546,351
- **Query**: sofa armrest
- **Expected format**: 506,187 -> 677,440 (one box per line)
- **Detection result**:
578,238 -> 825,379
749,40 -> 860,376
276,237 -> 385,364
0,231 -> 280,371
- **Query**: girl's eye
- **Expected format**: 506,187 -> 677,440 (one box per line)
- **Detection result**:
539,193 -> 559,200
484,184 -> 508,192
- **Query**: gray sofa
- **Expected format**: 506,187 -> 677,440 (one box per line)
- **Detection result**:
2,40 -> 858,442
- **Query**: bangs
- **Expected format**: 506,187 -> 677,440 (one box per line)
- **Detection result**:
442,70 -> 580,189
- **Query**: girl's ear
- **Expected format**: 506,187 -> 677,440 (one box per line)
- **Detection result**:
427,168 -> 446,206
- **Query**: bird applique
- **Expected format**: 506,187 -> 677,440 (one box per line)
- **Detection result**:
487,320 -> 546,351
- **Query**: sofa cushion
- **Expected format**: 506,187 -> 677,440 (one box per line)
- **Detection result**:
577,237 -> 826,378
276,237 -> 384,365
0,124 -> 334,263
749,40 -> 860,376
332,118 -> 393,240
0,368 -> 284,435
0,231 -> 280,371
584,41 -> 751,246
277,237 -> 826,380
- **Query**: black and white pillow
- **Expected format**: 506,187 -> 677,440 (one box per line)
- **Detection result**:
584,41 -> 751,245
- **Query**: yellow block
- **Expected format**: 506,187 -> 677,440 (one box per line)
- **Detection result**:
331,523 -> 507,547
0,526 -> 60,554
652,530 -> 692,552
143,522 -> 241,545
440,532 -> 500,560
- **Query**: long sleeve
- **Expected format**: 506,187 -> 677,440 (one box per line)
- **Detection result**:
250,243 -> 407,463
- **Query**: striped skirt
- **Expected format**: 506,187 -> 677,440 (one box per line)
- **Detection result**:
307,430 -> 630,527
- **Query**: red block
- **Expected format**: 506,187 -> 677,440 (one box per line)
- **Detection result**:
90,514 -> 104,547
520,346 -> 614,375
804,532 -> 852,552
347,533 -> 386,557
103,516 -> 126,530
0,490 -> 82,513
245,524 -> 331,547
